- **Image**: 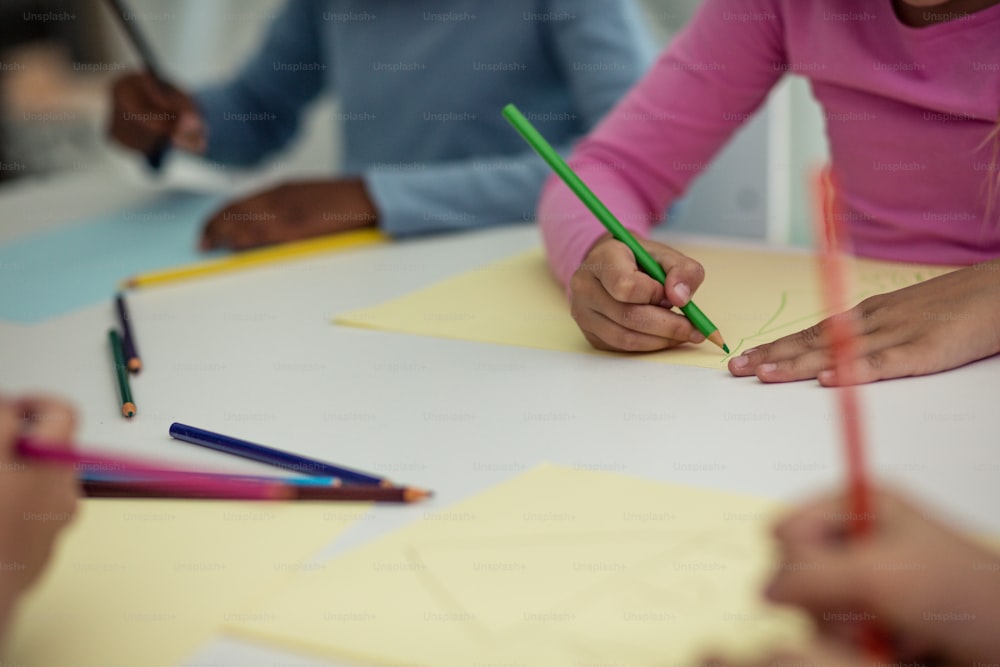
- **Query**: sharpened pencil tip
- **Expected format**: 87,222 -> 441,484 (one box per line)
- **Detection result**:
707,330 -> 727,353
122,403 -> 137,418
404,488 -> 433,503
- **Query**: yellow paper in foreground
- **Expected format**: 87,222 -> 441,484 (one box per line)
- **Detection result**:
228,465 -> 811,666
5,500 -> 365,667
336,245 -> 953,369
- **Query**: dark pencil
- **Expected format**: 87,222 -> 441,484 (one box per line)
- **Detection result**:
108,329 -> 136,418
102,0 -> 170,169
294,485 -> 432,503
81,479 -> 432,503
115,293 -> 142,373
169,422 -> 388,486
103,0 -> 165,81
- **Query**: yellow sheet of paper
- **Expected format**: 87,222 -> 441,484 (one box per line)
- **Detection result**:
228,465 -> 812,666
4,500 -> 366,667
336,246 -> 953,368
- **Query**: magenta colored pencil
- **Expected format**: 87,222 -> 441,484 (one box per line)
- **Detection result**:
15,437 -> 289,501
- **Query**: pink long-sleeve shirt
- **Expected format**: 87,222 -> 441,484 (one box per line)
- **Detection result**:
539,0 -> 1000,289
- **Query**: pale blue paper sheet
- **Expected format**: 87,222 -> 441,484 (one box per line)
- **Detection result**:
0,192 -> 226,323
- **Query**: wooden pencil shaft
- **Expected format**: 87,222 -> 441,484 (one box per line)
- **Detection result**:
293,485 -> 421,503
81,480 -> 425,503
81,479 -> 286,501
115,293 -> 141,370
108,329 -> 135,417
104,0 -> 165,82
169,422 -> 386,486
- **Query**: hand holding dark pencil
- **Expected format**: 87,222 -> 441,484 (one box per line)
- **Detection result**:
104,0 -> 206,168
109,73 -> 206,162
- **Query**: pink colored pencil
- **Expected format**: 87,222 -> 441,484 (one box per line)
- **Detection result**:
15,437 -> 290,501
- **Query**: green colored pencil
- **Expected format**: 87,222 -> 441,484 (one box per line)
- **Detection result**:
502,103 -> 729,353
108,329 -> 136,418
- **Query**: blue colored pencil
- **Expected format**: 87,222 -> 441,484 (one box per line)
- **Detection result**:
168,423 -> 386,486
80,470 -> 342,487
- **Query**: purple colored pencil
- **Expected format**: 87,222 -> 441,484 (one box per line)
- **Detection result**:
115,293 -> 142,373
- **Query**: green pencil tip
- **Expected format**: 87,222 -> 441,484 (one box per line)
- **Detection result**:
722,344 -> 730,354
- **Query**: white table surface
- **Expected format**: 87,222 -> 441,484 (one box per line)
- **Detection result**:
2,169 -> 998,666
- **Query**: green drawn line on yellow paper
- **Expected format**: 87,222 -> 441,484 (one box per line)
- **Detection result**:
718,267 -> 943,363
721,291 -> 789,361
756,291 -> 789,338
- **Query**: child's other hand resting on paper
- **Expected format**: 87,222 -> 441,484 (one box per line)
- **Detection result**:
0,396 -> 78,642
728,261 -> 1000,385
569,235 -> 709,352
199,179 -> 378,251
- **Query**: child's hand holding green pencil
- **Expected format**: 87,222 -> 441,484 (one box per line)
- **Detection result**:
503,104 -> 727,354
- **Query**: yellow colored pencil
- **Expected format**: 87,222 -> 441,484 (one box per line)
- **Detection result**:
122,228 -> 388,289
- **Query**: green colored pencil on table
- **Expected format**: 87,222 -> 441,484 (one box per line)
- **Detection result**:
109,329 -> 136,418
502,103 -> 729,354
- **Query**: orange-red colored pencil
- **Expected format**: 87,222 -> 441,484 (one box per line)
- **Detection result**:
814,169 -> 889,658
815,170 -> 873,535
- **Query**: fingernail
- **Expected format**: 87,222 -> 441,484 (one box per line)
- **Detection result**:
674,282 -> 691,305
731,355 -> 749,369
689,331 -> 705,344
759,363 -> 777,374
818,370 -> 835,384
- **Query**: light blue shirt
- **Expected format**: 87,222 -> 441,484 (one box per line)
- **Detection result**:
195,0 -> 654,236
